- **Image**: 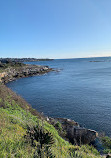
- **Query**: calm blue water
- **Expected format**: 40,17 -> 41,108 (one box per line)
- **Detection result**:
7,57 -> 111,136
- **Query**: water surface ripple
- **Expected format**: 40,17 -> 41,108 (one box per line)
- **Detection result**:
7,57 -> 111,136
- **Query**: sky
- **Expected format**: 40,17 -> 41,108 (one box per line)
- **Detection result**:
0,0 -> 111,59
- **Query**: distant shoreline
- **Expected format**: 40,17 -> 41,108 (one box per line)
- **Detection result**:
0,58 -> 54,63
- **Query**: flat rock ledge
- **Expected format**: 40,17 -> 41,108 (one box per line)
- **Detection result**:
47,117 -> 98,145
0,65 -> 53,83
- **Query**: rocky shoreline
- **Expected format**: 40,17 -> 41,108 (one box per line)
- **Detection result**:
0,64 -> 53,83
0,63 -> 98,145
46,117 -> 98,145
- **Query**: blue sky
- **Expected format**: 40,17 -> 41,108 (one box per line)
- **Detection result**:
0,0 -> 111,59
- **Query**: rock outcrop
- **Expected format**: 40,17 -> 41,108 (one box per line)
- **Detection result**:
0,64 -> 52,83
48,117 -> 98,145
0,62 -> 98,146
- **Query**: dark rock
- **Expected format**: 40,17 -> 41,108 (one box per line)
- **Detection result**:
48,117 -> 98,145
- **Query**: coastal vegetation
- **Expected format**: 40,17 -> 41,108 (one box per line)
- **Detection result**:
0,84 -> 101,158
101,136 -> 111,154
0,61 -> 106,157
0,60 -> 52,83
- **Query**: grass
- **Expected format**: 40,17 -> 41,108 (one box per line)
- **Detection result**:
0,83 -> 102,158
100,136 -> 111,154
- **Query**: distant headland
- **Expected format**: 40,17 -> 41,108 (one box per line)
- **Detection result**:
0,58 -> 54,63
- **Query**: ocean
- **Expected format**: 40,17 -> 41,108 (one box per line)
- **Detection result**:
7,57 -> 111,136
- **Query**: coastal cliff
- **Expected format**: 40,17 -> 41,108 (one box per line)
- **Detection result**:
0,83 -> 102,158
0,61 -> 98,145
0,61 -> 104,157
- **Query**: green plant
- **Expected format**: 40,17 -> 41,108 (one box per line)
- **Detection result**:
101,136 -> 111,149
55,121 -> 62,132
0,83 -> 102,158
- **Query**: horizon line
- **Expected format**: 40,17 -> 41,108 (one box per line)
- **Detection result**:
0,55 -> 111,60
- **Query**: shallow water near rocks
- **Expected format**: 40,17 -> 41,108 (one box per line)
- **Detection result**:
7,57 -> 111,136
